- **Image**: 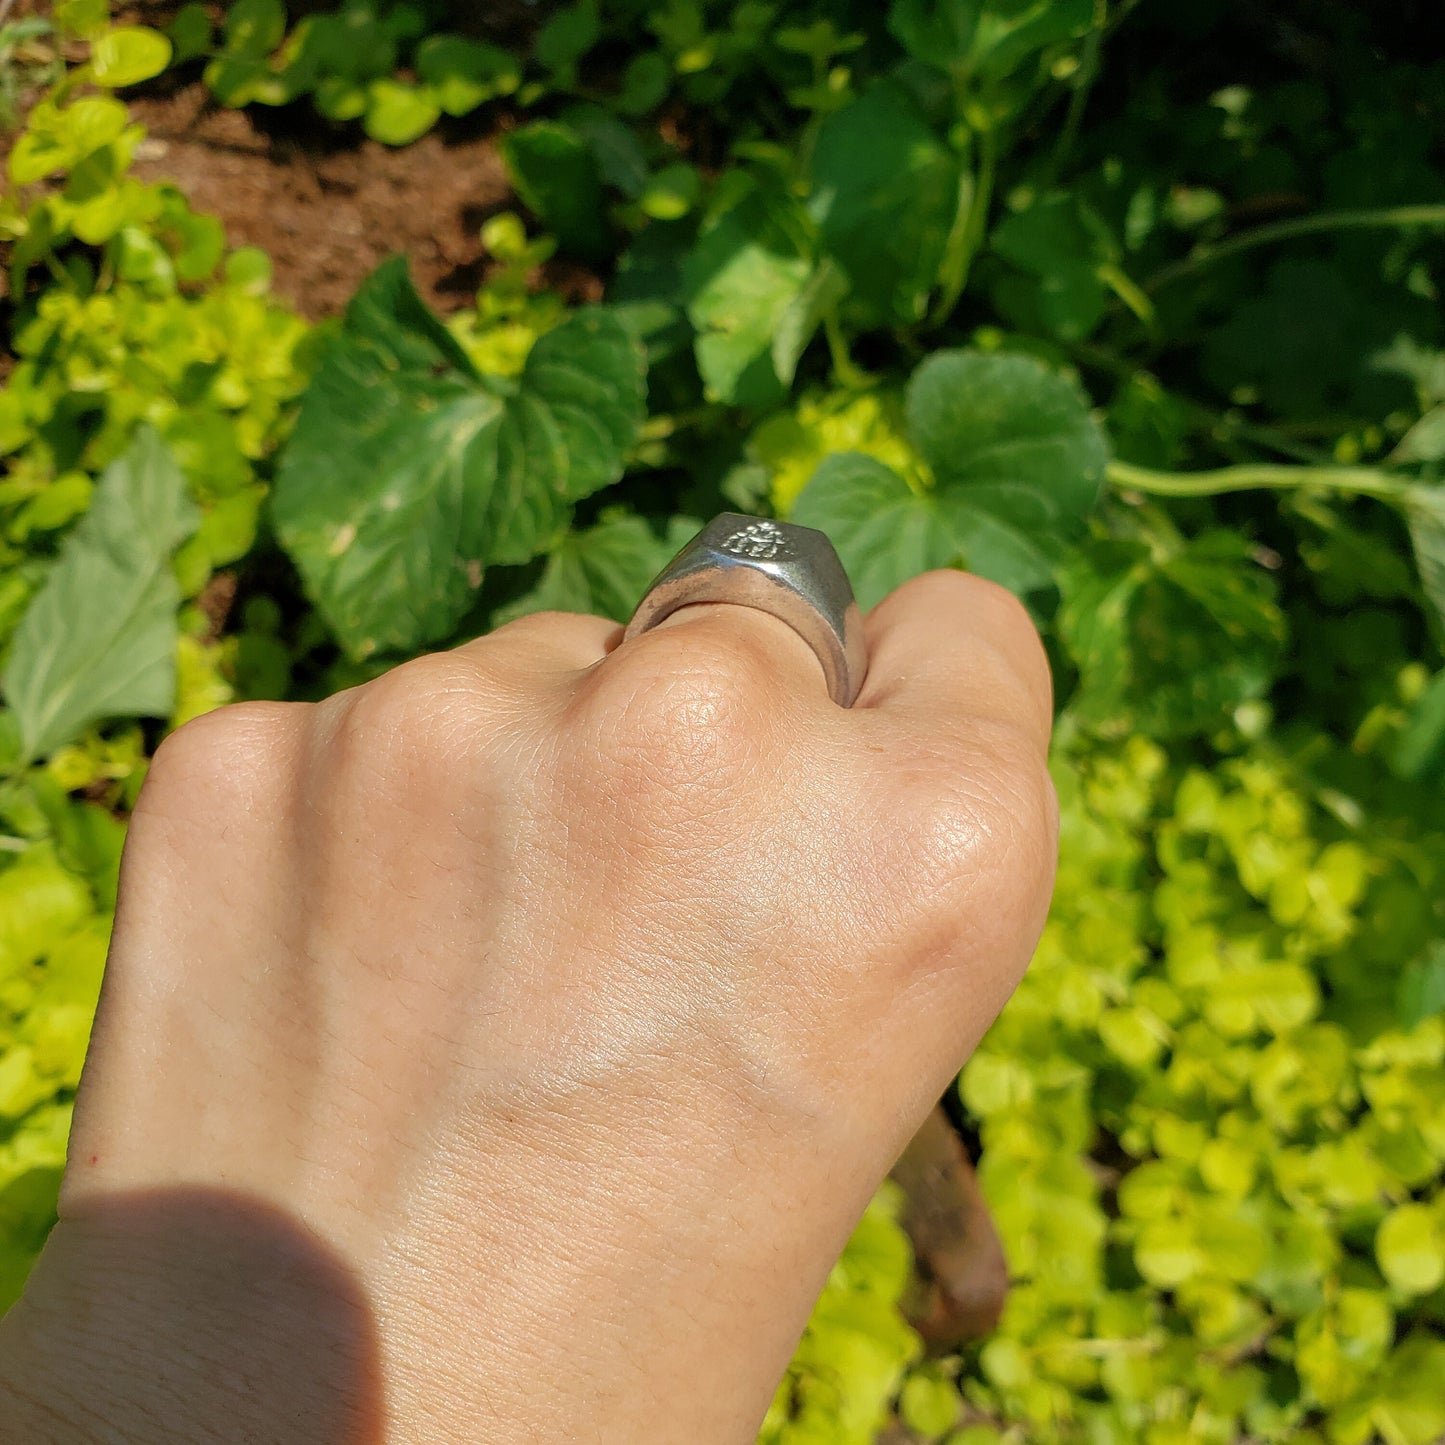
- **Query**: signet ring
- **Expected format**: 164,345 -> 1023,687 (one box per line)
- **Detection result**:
623,514 -> 868,707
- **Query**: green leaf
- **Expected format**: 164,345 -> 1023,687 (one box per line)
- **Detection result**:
1376,1203 -> 1445,1296
415,35 -> 519,116
89,25 -> 172,88
501,121 -> 610,262
791,453 -> 963,610
219,0 -> 285,57
1,427 -> 199,762
888,0 -> 1092,80
1395,667 -> 1445,780
363,78 -> 442,147
615,50 -> 671,116
495,511 -> 697,626
9,96 -> 129,185
1397,943 -> 1445,1030
271,257 -> 646,660
54,0 -> 107,40
908,350 -> 1108,593
535,0 -> 600,83
1391,403 -> 1445,465
809,82 -> 965,326
990,193 -> 1109,341
683,187 -> 814,408
641,162 -> 702,220
1059,533 -> 1286,738
1403,484 -> 1445,634
167,4 -> 213,64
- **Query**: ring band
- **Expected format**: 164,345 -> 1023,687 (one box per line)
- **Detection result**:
624,514 -> 867,707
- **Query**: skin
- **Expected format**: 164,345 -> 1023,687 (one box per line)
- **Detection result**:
0,570 -> 1057,1443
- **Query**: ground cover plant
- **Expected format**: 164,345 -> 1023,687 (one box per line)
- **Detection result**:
1,1 -> 1444,1440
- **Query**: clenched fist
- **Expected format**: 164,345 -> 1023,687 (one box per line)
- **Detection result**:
0,571 -> 1056,1444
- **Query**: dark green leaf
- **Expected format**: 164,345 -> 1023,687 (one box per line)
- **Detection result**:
534,0 -> 600,83
1404,484 -> 1445,634
907,350 -> 1108,593
888,0 -> 1092,79
684,188 -> 814,408
1398,943 -> 1445,1029
415,35 -> 519,115
271,258 -> 646,660
2,427 -> 199,762
809,82 -> 965,326
1395,667 -> 1445,781
167,3 -> 212,64
1058,532 -> 1287,737
502,122 -> 610,261
495,511 -> 697,626
990,194 -> 1109,340
790,453 -> 963,610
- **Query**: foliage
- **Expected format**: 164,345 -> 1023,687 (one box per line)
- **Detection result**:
3,1 -> 1445,1440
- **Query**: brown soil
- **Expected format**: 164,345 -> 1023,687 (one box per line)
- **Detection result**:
127,83 -> 514,319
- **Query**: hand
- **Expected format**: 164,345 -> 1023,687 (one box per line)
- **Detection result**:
0,571 -> 1056,1443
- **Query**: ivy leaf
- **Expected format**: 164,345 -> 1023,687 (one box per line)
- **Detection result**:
809,82 -> 965,327
908,350 -> 1108,593
494,511 -> 698,626
683,187 -> 814,408
791,454 -> 963,610
271,257 -> 646,661
501,121 -> 610,262
2,426 -> 199,763
1058,532 -> 1287,738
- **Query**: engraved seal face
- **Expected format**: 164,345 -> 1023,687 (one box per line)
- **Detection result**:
719,520 -> 794,561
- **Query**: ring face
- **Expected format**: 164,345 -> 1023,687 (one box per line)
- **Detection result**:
624,513 -> 868,707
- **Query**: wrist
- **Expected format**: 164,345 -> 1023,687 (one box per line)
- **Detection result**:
0,1189 -> 381,1444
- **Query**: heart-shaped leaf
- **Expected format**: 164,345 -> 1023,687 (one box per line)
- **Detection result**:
2,426 -> 199,762
272,257 -> 646,660
908,350 -> 1107,593
790,453 -> 963,610
790,349 -> 1107,604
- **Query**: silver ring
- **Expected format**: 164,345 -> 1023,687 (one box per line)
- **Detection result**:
624,514 -> 867,707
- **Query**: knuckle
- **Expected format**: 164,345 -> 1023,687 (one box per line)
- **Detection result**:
323,653 -> 498,792
886,720 -> 1057,929
578,629 -> 773,801
141,702 -> 301,817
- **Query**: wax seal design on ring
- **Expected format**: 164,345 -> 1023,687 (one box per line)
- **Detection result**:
624,512 -> 867,707
719,520 -> 795,562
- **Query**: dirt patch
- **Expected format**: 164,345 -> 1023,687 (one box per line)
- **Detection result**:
128,83 -> 515,319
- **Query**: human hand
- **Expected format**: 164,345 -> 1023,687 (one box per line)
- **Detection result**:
0,570 -> 1056,1443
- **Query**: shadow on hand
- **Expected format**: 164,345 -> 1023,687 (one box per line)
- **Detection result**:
0,1187 -> 384,1443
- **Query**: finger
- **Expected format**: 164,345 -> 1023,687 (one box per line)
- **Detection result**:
450,609 -> 622,677
622,601 -> 838,706
855,570 -> 1054,745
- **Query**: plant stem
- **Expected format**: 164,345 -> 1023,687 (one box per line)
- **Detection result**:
1107,458 -> 1407,501
1145,204 -> 1445,292
931,125 -> 998,326
1049,0 -> 1107,182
